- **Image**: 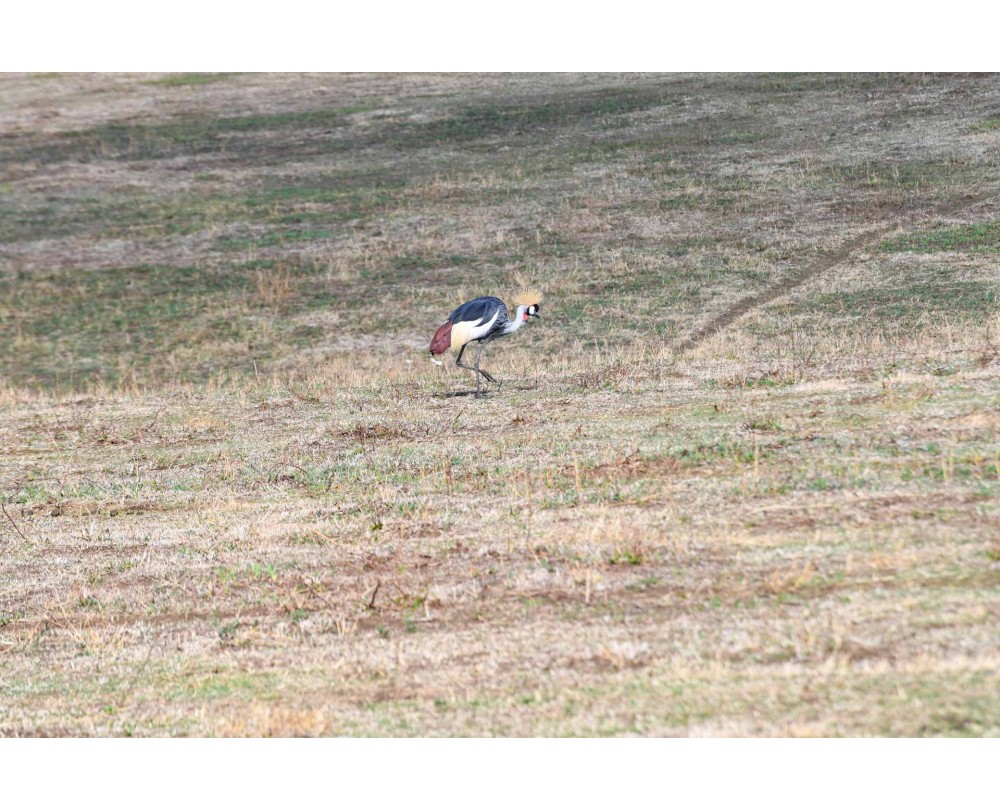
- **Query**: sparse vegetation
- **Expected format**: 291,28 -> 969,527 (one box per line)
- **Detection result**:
1,73 -> 998,737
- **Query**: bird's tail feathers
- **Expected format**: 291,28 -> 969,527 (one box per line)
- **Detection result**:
429,321 -> 452,355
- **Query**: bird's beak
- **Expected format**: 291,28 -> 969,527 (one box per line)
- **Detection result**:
529,312 -> 540,319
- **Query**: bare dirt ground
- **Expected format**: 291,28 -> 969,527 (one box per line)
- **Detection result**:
1,73 -> 998,736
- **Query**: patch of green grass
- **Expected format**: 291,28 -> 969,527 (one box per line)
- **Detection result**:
391,253 -> 477,271
169,671 -> 280,702
215,229 -> 335,251
3,109 -> 355,165
0,261 -> 340,387
880,222 -> 1000,254
399,87 -> 676,146
244,177 -> 405,208
969,118 -> 1000,133
657,194 -> 703,211
739,73 -> 911,95
665,440 -> 758,466
816,158 -> 955,190
2,86 -> 671,168
0,194 -> 232,244
716,130 -> 766,145
806,476 -> 840,492
0,174 -> 407,244
146,73 -> 233,87
803,281 -> 997,323
607,546 -> 644,566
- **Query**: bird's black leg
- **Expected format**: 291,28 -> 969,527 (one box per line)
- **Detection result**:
455,343 -> 483,394
474,342 -> 499,389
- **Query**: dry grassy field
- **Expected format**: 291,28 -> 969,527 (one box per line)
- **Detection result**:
1,73 -> 998,736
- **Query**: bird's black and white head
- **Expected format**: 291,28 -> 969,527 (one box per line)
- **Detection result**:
514,288 -> 543,323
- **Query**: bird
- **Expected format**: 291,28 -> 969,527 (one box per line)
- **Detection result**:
429,288 -> 543,396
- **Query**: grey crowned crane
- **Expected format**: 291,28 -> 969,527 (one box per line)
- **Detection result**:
429,288 -> 543,395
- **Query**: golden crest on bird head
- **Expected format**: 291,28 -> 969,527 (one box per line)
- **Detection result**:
514,287 -> 544,308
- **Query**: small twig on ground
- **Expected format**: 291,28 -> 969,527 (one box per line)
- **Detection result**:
304,580 -> 336,609
142,407 -> 165,433
263,462 -> 310,478
1,503 -> 30,542
366,579 -> 381,610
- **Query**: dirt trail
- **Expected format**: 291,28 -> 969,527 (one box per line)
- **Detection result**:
676,190 -> 996,353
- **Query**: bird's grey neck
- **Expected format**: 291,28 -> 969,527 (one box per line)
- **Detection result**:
503,305 -> 528,334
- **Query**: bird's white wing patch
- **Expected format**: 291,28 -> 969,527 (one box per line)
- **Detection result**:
450,309 -> 499,351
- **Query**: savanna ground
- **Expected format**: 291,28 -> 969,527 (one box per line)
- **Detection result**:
1,73 -> 998,736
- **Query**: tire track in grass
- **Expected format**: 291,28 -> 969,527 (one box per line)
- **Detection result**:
676,190 -> 996,353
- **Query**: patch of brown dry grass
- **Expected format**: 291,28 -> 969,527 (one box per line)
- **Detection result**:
2,338 -> 998,735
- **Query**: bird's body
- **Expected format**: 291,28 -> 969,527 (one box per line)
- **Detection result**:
432,296 -> 512,353
430,289 -> 542,395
